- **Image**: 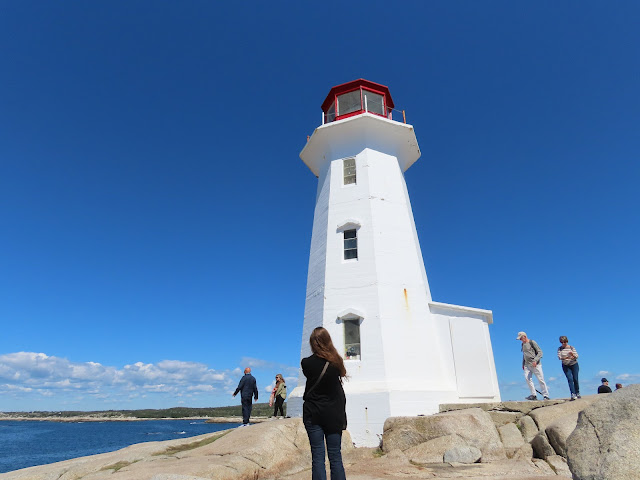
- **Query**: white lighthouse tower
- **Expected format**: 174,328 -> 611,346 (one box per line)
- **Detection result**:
288,79 -> 500,447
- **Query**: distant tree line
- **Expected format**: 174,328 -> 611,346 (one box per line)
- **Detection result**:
2,403 -> 285,419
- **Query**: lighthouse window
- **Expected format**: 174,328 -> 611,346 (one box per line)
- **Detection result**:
363,90 -> 384,115
344,229 -> 358,260
344,319 -> 361,360
337,90 -> 362,116
326,102 -> 336,123
343,158 -> 356,185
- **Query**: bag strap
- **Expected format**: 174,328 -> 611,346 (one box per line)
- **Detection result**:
305,361 -> 329,397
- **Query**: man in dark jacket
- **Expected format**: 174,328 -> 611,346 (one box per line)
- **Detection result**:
233,367 -> 258,425
598,378 -> 612,394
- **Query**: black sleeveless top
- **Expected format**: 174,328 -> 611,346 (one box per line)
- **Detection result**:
301,354 -> 347,433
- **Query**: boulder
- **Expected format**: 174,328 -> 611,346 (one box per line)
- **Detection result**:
382,408 -> 506,462
443,445 -> 481,464
512,442 -> 534,461
545,412 -> 579,457
567,384 -> 640,480
497,422 -> 524,458
516,415 -> 539,443
439,402 -> 500,412
404,434 -> 467,464
545,454 -> 572,477
532,458 -> 555,475
531,431 -> 555,459
529,396 -> 597,432
440,399 -> 564,416
488,410 -> 521,426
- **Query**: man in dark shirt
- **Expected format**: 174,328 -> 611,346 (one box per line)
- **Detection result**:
597,377 -> 612,394
233,367 -> 259,425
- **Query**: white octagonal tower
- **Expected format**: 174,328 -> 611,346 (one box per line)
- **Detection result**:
288,79 -> 500,447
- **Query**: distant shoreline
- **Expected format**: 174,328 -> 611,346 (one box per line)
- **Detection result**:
0,415 -> 269,423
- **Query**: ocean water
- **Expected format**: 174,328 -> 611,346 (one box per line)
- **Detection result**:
0,419 -> 240,474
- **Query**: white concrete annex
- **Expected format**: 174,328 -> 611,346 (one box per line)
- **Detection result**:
287,79 -> 500,447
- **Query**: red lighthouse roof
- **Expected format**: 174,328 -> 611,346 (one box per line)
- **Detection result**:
321,79 -> 395,124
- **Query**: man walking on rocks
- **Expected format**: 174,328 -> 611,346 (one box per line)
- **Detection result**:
517,331 -> 550,400
233,367 -> 259,425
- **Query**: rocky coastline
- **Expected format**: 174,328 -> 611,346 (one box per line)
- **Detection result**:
1,385 -> 637,480
0,414 -> 269,424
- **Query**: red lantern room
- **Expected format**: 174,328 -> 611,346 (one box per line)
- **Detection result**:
321,79 -> 395,124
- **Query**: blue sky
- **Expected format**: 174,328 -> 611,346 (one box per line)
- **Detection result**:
1,2 -> 638,412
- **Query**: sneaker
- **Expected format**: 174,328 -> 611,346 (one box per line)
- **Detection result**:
526,395 -> 537,401
576,394 -> 581,399
570,394 -> 577,401
543,396 -> 550,400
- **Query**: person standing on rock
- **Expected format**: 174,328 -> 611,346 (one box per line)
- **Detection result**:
233,367 -> 258,426
302,327 -> 347,480
557,335 -> 581,400
598,377 -> 612,393
517,331 -> 550,400
273,373 -> 287,418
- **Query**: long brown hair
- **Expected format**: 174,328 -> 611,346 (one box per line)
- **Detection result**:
309,327 -> 347,377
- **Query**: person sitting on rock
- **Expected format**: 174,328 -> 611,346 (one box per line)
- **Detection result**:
598,378 -> 612,393
616,383 -> 623,389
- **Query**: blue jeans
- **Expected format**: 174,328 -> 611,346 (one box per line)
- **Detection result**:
304,421 -> 345,480
562,363 -> 580,396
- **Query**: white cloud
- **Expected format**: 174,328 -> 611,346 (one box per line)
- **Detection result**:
0,352 -> 233,407
598,370 -> 610,376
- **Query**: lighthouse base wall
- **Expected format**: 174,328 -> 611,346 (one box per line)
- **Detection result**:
287,386 -> 500,448
287,304 -> 501,447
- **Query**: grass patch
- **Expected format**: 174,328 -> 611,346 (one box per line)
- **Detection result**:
153,431 -> 229,456
372,448 -> 385,457
100,460 -> 138,472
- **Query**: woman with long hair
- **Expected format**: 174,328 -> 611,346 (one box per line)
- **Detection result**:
273,373 -> 286,418
302,326 -> 347,480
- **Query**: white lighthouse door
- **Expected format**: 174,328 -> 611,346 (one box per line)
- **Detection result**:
450,317 -> 495,397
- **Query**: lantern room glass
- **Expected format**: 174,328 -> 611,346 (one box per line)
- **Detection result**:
337,90 -> 362,116
362,90 -> 384,115
326,87 -> 387,123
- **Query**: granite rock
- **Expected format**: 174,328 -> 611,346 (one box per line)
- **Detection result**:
567,384 -> 640,480
498,422 -> 524,458
443,445 -> 482,464
383,408 -> 506,462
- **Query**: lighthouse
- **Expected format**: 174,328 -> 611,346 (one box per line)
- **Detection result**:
287,79 -> 501,447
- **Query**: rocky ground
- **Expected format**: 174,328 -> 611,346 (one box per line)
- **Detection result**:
1,385 -> 637,480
